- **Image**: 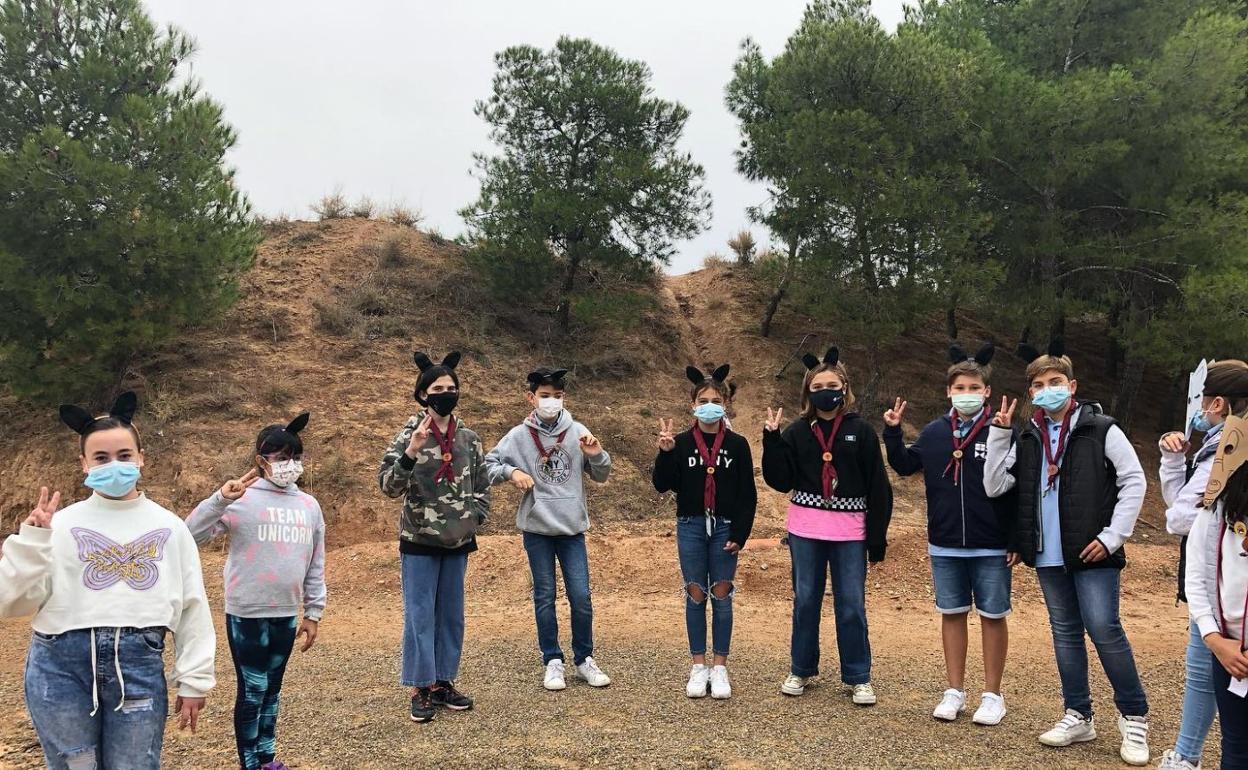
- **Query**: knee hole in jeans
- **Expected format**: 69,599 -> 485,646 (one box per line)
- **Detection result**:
684,583 -> 707,604
64,748 -> 97,770
710,581 -> 734,601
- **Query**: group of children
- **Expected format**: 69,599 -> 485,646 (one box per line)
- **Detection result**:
1,344 -> 1247,769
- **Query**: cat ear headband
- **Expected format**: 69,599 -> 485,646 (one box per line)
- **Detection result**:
59,391 -> 138,434
949,341 -> 995,366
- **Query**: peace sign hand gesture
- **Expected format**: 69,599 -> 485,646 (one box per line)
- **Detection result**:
658,419 -> 676,452
883,398 -> 907,427
992,396 -> 1018,428
765,407 -> 784,433
405,415 -> 433,458
220,468 -> 261,501
24,486 -> 61,529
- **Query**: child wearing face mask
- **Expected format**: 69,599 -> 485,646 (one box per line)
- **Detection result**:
653,365 -> 757,700
984,341 -> 1150,766
882,343 -> 1017,727
484,366 -> 613,692
1155,360 -> 1248,770
762,347 -> 893,706
0,392 -> 215,770
186,413 -> 326,770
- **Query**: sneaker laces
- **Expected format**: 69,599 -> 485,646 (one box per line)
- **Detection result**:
581,657 -> 604,676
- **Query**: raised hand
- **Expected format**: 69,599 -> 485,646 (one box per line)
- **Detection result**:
405,415 -> 433,458
579,432 -> 603,457
658,418 -> 676,452
883,397 -> 907,427
24,486 -> 61,529
510,470 -> 536,491
991,396 -> 1018,428
764,407 -> 784,432
1159,432 -> 1189,454
220,468 -> 261,501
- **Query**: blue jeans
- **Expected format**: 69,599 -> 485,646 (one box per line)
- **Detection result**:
676,516 -> 738,657
788,534 -> 871,684
25,627 -> 168,770
523,532 -> 594,665
400,552 -> 467,687
1036,567 -> 1148,717
1174,620 -> 1217,763
930,555 -> 1013,618
226,615 -> 297,770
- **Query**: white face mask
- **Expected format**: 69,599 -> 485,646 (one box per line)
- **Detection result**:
536,397 -> 563,421
268,459 -> 303,487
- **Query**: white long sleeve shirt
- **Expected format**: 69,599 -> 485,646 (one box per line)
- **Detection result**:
1160,426 -> 1222,537
0,493 -> 216,697
1187,505 -> 1248,642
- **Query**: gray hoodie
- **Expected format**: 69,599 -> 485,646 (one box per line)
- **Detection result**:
485,409 -> 612,536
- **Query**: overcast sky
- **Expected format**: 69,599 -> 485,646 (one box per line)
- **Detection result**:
142,1 -> 909,274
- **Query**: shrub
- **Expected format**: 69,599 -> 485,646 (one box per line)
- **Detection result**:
702,252 -> 732,269
312,187 -> 350,220
350,196 -> 377,219
313,299 -> 358,336
386,203 -> 424,228
727,230 -> 757,265
365,235 -> 411,269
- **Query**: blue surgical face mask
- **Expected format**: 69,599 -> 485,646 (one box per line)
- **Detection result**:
84,460 -> 141,498
950,393 -> 986,417
693,402 -> 726,424
1190,409 -> 1217,434
1031,386 -> 1072,413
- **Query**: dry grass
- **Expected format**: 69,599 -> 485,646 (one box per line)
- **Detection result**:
702,252 -> 732,269
312,187 -> 350,220
385,202 -> 424,228
350,196 -> 377,219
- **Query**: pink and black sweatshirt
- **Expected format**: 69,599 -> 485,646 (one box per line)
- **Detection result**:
186,479 -> 327,621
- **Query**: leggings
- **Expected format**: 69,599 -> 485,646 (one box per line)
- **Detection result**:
226,615 -> 297,770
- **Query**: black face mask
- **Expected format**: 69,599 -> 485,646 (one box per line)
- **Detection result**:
425,391 -> 459,417
809,388 -> 845,412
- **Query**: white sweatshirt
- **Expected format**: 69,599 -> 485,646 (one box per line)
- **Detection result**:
0,493 -> 216,698
1160,425 -> 1222,537
1187,504 -> 1248,642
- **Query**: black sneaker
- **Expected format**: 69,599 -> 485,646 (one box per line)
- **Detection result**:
410,688 -> 436,723
431,681 -> 474,711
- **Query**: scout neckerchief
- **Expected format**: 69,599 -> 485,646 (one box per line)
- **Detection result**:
691,423 -> 728,516
428,415 -> 457,484
944,407 -> 992,485
1215,518 -> 1248,650
527,422 -> 570,473
811,413 -> 846,499
1033,406 -> 1075,493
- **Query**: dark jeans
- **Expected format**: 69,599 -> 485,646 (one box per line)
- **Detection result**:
400,552 -> 468,687
788,534 -> 871,684
676,516 -> 738,657
1214,660 -> 1248,770
523,531 -> 594,665
1036,567 -> 1148,718
226,615 -> 298,770
25,627 -> 168,770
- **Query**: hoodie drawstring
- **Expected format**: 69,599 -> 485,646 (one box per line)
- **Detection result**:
112,627 -> 126,711
86,627 -> 128,717
88,628 -> 99,717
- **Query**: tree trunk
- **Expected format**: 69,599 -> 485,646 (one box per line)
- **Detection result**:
555,247 -> 583,332
760,240 -> 798,338
1157,369 -> 1186,432
1106,299 -> 1123,380
946,302 -> 959,341
1111,353 -> 1145,432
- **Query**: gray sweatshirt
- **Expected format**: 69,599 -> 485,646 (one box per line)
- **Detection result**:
186,479 -> 327,621
485,409 -> 612,536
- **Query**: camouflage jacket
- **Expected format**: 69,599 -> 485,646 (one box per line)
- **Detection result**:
378,412 -> 490,550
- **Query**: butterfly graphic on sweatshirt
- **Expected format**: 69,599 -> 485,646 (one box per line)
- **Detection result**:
70,527 -> 171,591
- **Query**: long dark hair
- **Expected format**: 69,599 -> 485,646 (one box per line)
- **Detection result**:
1222,465 -> 1248,527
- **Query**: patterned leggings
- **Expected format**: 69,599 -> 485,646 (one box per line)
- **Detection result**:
226,615 -> 297,770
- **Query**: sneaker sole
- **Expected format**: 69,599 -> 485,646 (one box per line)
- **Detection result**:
410,714 -> 435,723
436,702 -> 473,711
973,710 -> 1005,726
687,687 -> 709,699
1039,730 -> 1097,747
711,691 -> 731,700
853,697 -> 877,706
544,681 -> 567,691
933,709 -> 964,721
780,686 -> 805,696
578,678 -> 611,687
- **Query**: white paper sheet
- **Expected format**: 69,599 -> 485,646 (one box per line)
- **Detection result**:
1231,676 -> 1248,698
1186,359 -> 1212,441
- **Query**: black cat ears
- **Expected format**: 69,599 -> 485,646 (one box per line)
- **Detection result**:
414,351 -> 461,372
801,347 -> 839,371
59,391 -> 138,435
284,412 -> 310,434
949,342 -> 996,366
1016,338 -> 1065,364
685,364 -> 731,385
527,368 -> 570,386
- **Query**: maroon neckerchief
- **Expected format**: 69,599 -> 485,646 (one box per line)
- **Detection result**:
527,424 -> 570,472
1033,406 -> 1075,491
1215,519 -> 1248,650
944,407 -> 993,485
810,413 -> 846,499
691,423 -> 728,513
428,416 -> 457,484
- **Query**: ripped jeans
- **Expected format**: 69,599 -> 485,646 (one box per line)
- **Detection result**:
25,626 -> 168,770
676,516 -> 738,657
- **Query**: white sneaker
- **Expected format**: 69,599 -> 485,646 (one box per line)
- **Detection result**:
972,692 -> 1007,726
1118,715 -> 1150,766
932,688 -> 966,721
1038,709 -> 1097,747
575,656 -> 611,687
710,666 -> 732,699
1157,749 -> 1199,770
781,673 -> 808,696
686,664 -> 709,698
852,682 -> 877,706
543,659 -> 566,691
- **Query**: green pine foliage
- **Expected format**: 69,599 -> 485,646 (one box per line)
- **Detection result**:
0,0 -> 258,400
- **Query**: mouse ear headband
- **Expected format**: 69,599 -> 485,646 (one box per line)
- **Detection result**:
801,347 -> 839,371
527,368 -> 570,387
413,351 -> 462,402
949,341 -> 995,366
685,364 -> 731,385
59,391 -> 138,435
1017,337 -> 1064,364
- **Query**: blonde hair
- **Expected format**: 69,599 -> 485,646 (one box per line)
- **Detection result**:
1025,355 -> 1074,384
800,362 -> 856,419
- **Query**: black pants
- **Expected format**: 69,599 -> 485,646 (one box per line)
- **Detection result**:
1214,659 -> 1248,770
